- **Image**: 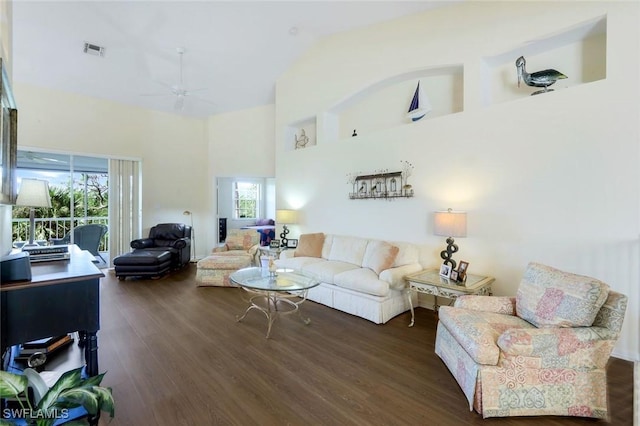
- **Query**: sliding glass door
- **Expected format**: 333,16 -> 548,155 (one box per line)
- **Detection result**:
12,150 -> 109,252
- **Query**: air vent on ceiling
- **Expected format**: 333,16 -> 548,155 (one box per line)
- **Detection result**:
83,42 -> 105,57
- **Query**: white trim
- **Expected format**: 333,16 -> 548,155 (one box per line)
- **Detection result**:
18,145 -> 142,162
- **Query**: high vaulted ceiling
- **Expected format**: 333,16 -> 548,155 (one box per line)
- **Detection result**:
12,1 -> 458,118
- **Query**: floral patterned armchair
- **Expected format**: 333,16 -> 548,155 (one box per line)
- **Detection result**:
435,262 -> 627,419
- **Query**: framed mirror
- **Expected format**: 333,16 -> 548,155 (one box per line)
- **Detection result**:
0,58 -> 18,205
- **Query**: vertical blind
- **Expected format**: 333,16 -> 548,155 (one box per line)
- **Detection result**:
108,159 -> 141,264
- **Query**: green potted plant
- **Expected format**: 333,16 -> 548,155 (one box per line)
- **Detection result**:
0,367 -> 114,425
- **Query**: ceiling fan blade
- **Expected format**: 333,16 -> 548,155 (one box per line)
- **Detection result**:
189,95 -> 217,106
140,93 -> 172,97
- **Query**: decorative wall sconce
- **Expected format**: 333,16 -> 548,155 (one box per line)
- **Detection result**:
433,208 -> 467,269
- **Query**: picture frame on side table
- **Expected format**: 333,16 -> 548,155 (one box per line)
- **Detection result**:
286,239 -> 298,249
450,270 -> 459,282
269,239 -> 281,249
458,261 -> 469,281
439,263 -> 451,278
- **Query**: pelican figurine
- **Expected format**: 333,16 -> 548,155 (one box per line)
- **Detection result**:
515,56 -> 567,95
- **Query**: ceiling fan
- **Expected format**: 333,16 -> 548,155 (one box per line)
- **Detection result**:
141,47 -> 213,111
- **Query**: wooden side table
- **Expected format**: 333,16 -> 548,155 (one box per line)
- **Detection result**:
404,268 -> 494,327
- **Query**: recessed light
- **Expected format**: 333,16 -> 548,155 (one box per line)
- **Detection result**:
288,27 -> 299,36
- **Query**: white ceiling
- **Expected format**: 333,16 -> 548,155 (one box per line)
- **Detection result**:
12,1 -> 458,118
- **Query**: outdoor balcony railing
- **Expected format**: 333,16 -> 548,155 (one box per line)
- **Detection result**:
11,216 -> 109,251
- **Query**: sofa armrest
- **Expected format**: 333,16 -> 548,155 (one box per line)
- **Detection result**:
212,245 -> 229,253
382,263 -> 423,290
131,238 -> 154,249
454,296 -> 516,315
498,326 -> 619,369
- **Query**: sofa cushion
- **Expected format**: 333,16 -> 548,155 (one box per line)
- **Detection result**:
516,262 -> 610,328
438,306 -> 535,365
327,235 -> 368,266
302,260 -> 360,283
333,268 -> 390,297
294,233 -> 325,258
275,256 -> 326,272
362,240 -> 399,275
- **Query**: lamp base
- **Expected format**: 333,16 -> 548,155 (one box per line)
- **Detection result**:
440,237 -> 459,270
280,225 -> 290,248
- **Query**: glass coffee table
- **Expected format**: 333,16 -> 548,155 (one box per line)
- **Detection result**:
230,267 -> 320,338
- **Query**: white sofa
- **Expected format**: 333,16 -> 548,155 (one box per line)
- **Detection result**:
275,233 -> 422,324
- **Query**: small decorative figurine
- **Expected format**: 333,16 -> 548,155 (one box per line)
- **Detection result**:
515,56 -> 567,95
295,129 -> 309,149
268,257 -> 277,277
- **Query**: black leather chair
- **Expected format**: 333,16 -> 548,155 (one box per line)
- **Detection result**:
114,223 -> 191,280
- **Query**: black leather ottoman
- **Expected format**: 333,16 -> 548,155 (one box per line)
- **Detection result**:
114,250 -> 172,280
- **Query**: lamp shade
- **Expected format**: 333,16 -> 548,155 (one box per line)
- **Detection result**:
434,209 -> 467,238
276,209 -> 298,224
16,179 -> 52,208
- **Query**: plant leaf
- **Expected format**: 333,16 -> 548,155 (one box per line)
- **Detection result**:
92,386 -> 115,418
57,388 -> 99,415
0,418 -> 17,426
36,367 -> 83,411
79,372 -> 105,387
0,370 -> 28,398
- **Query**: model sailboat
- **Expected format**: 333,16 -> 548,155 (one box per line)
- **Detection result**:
407,81 -> 432,122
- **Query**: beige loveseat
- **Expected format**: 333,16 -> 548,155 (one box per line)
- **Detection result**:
275,233 -> 422,323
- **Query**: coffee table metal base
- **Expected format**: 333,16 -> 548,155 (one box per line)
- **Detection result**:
236,289 -> 312,338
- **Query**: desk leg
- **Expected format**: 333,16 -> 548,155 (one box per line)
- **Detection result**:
84,332 -> 99,377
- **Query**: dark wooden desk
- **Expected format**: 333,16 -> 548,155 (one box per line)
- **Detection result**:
1,246 -> 104,376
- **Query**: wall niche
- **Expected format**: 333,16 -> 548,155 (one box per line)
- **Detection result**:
284,117 -> 316,151
481,16 -> 607,105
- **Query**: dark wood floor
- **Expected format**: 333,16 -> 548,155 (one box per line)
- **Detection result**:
96,265 -> 633,425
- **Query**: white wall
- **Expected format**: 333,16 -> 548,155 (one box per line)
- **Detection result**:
275,1 -> 639,361
205,105 -> 275,250
13,83 -> 210,258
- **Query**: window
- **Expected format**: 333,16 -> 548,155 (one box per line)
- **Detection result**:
233,181 -> 260,219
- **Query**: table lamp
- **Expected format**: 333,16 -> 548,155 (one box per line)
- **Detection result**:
276,209 -> 298,248
433,208 -> 467,270
15,178 -> 52,248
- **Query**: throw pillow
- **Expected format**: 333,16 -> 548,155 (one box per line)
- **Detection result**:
294,233 -> 325,258
362,240 -> 399,275
516,262 -> 610,328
